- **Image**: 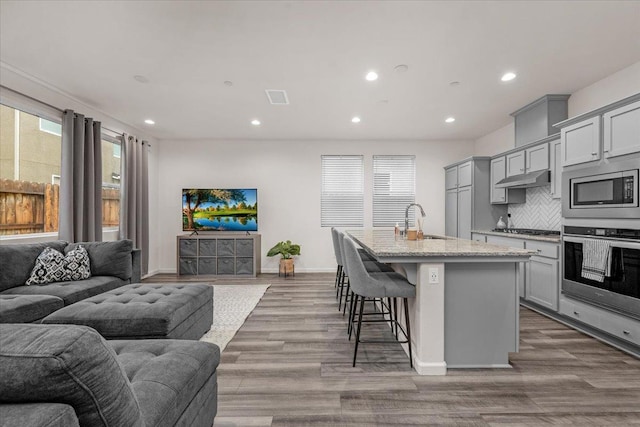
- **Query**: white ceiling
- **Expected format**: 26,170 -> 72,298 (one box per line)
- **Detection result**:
1,1 -> 639,141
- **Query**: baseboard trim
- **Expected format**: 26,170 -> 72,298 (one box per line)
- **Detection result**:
412,359 -> 447,376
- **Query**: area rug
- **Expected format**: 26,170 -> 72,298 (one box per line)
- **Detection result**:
200,284 -> 270,351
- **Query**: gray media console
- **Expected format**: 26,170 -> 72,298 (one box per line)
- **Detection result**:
176,234 -> 261,277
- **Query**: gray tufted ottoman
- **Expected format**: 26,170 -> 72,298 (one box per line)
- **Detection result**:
42,283 -> 213,340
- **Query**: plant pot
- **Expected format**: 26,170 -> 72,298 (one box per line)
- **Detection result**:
279,258 -> 295,277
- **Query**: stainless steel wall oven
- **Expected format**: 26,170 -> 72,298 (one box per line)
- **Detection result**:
563,226 -> 640,320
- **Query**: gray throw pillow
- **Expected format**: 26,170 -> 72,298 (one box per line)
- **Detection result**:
25,246 -> 91,285
65,240 -> 133,280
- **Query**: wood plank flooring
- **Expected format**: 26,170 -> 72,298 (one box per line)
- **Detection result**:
145,273 -> 640,426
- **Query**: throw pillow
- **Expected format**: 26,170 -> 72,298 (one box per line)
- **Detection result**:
25,245 -> 91,285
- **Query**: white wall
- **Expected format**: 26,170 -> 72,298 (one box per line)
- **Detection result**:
474,123 -> 514,157
474,61 -> 640,156
568,60 -> 640,117
155,138 -> 474,273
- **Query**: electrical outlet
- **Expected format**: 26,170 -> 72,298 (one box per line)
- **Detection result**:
429,268 -> 439,284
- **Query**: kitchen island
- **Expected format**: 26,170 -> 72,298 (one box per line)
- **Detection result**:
347,230 -> 534,375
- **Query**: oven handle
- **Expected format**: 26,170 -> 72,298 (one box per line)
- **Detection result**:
563,235 -> 640,250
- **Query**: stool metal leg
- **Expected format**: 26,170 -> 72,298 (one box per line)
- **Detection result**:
403,298 -> 413,369
352,295 -> 365,367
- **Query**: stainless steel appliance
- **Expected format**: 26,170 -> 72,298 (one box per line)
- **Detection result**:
563,225 -> 640,320
491,228 -> 560,237
562,158 -> 640,219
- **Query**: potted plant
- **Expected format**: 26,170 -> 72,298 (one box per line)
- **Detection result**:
267,240 -> 301,276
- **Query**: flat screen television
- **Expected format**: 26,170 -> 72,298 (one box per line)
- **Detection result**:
182,188 -> 257,232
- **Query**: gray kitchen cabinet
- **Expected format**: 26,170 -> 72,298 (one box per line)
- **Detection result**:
560,116 -> 601,166
490,157 -> 506,204
445,189 -> 458,237
560,296 -> 640,347
444,158 -> 507,240
445,167 -> 458,190
525,142 -> 549,173
550,138 -> 562,199
490,156 -> 525,205
177,234 -> 261,277
471,233 -> 486,243
457,186 -> 472,239
603,99 -> 640,159
524,239 -> 559,311
506,151 -> 525,177
457,161 -> 473,187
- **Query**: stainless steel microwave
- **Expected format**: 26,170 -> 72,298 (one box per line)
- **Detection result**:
563,158 -> 640,219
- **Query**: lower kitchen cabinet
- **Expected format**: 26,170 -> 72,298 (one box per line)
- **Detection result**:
526,256 -> 559,311
560,296 -> 640,347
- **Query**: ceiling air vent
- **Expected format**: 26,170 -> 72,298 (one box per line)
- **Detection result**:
265,90 -> 289,105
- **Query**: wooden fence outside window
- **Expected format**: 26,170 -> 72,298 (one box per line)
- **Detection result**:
0,179 -> 119,236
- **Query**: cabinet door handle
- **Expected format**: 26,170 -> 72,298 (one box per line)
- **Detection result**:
604,149 -> 609,153
591,152 -> 597,156
573,310 -> 580,316
623,330 -> 631,335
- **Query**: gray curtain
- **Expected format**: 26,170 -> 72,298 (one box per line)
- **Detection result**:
119,134 -> 149,275
59,109 -> 102,242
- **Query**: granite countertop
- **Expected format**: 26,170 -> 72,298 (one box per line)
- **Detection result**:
471,230 -> 561,243
347,230 -> 536,258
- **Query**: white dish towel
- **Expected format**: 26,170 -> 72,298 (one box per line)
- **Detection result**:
581,238 -> 612,282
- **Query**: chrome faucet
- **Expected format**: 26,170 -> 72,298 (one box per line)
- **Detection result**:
404,203 -> 426,235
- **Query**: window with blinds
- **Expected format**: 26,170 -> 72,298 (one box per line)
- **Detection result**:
321,155 -> 364,227
373,155 -> 416,227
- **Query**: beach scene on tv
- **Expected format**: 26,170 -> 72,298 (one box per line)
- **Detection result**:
182,189 -> 258,232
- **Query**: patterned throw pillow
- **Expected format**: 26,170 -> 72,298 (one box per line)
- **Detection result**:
25,245 -> 91,285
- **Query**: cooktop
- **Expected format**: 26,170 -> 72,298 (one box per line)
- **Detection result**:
491,228 -> 561,236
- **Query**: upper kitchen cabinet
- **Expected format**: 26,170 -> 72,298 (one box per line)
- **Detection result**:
511,94 -> 570,147
560,116 -> 601,166
550,139 -> 562,199
526,143 -> 549,173
555,93 -> 640,167
490,156 -> 526,204
603,100 -> 640,159
506,151 -> 525,177
444,157 -> 507,240
445,160 -> 472,189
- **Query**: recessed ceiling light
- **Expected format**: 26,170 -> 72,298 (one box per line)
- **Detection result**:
445,117 -> 455,123
251,119 -> 261,126
351,116 -> 361,123
144,119 -> 155,125
133,75 -> 149,83
501,72 -> 517,82
394,64 -> 409,73
224,81 -> 233,86
365,71 -> 378,81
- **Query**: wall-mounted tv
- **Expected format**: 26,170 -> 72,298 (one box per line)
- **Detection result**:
182,188 -> 258,232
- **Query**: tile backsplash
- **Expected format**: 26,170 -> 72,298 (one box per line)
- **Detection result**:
508,186 -> 561,230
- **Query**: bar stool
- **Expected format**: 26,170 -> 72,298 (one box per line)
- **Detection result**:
336,230 -> 393,314
342,236 -> 415,368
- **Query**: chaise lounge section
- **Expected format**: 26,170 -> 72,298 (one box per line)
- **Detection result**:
0,323 -> 219,426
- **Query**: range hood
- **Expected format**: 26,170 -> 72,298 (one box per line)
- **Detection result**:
495,170 -> 550,189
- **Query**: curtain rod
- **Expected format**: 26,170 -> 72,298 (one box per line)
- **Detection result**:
0,84 -> 147,142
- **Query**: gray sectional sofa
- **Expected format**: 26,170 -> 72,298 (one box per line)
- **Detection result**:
0,240 -> 220,426
0,239 -> 140,323
0,323 -> 219,427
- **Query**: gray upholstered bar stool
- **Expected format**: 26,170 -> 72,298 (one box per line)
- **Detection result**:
342,236 -> 415,368
335,230 -> 393,314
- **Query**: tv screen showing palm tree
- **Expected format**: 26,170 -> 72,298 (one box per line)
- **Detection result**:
182,189 -> 257,231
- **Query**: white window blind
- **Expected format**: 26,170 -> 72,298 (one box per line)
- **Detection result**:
373,155 -> 416,227
321,155 -> 364,227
